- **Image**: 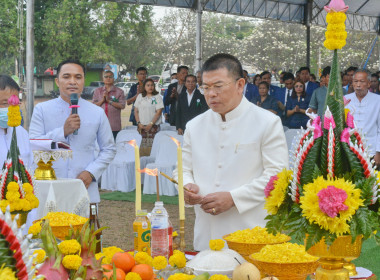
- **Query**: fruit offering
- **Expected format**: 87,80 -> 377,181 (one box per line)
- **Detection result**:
224,227 -> 289,244
251,243 -> 319,263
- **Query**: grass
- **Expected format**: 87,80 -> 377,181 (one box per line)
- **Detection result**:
100,190 -> 179,205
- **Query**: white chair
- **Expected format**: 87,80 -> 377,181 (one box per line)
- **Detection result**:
140,130 -> 170,171
123,125 -> 138,131
101,130 -> 142,192
143,132 -> 183,196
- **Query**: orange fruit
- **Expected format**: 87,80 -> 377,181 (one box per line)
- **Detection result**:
112,252 -> 135,273
102,264 -> 113,272
131,264 -> 154,280
102,268 -> 126,280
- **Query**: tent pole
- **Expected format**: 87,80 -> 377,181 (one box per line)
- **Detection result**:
195,0 -> 202,72
26,0 -> 35,130
305,0 -> 312,68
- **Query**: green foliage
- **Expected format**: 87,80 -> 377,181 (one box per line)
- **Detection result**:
341,142 -> 365,182
356,177 -> 377,206
300,137 -> 322,186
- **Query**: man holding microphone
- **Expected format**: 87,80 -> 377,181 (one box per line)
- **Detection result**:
29,59 -> 116,203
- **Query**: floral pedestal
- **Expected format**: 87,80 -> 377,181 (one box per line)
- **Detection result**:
307,235 -> 362,280
33,150 -> 72,180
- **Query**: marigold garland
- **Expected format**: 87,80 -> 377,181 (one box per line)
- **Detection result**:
265,169 -> 293,215
209,275 -> 230,280
62,255 -> 83,270
95,246 -> 124,264
224,226 -> 290,244
152,256 -> 168,270
125,272 -> 143,280
58,239 -> 81,255
209,239 -> 225,251
32,249 -> 46,264
7,104 -> 21,127
167,273 -> 195,280
135,251 -> 153,266
324,12 -> 347,50
28,221 -> 42,236
169,251 -> 186,268
300,176 -> 363,236
0,181 -> 39,213
0,265 -> 17,280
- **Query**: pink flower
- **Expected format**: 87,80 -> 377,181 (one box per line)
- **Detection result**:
317,186 -> 348,218
265,175 -> 278,198
8,95 -> 20,106
324,0 -> 349,13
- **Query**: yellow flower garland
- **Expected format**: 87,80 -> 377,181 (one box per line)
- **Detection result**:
135,251 -> 153,266
32,249 -> 46,264
58,239 -> 81,255
126,272 -> 143,280
153,256 -> 168,270
7,105 -> 21,127
62,255 -> 83,270
209,239 -> 225,251
167,273 -> 195,280
0,265 -> 17,280
0,182 -> 39,213
324,12 -> 347,50
169,251 -> 186,268
300,176 -> 363,235
265,169 -> 293,215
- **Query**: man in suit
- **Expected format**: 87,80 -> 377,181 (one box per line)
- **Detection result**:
176,53 -> 288,250
243,70 -> 258,102
176,75 -> 208,135
164,65 -> 189,126
299,66 -> 319,97
276,72 -> 294,126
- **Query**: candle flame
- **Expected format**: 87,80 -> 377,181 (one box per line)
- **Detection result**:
170,136 -> 180,147
127,139 -> 137,147
140,168 -> 158,176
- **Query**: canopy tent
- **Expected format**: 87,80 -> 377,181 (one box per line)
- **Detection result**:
25,0 -> 380,128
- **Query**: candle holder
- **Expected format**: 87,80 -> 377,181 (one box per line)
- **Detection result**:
179,219 -> 186,251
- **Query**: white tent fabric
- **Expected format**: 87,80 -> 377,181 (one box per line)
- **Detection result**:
101,130 -> 142,192
143,131 -> 183,196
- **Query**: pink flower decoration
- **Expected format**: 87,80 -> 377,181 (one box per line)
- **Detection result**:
340,128 -> 350,143
8,95 -> 20,106
317,185 -> 348,218
265,175 -> 278,198
343,97 -> 351,106
324,0 -> 349,13
324,115 -> 336,130
346,112 -> 354,128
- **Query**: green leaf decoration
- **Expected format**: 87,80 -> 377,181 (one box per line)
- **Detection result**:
305,223 -> 326,250
320,133 -> 328,177
334,139 -> 347,177
355,177 -> 376,206
356,208 -> 373,239
341,142 -> 365,181
300,137 -> 322,185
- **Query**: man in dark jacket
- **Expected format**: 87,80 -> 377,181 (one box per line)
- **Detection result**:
164,65 -> 189,126
176,75 -> 208,135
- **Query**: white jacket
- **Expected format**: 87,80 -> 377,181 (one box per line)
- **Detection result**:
175,97 -> 288,250
29,97 -> 116,203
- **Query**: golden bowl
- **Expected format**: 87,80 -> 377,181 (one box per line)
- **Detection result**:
249,257 -> 319,280
33,219 -> 85,240
223,234 -> 291,261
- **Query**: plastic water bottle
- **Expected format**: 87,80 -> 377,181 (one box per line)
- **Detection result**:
150,201 -> 169,258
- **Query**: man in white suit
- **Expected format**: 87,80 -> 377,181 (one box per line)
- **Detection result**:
29,59 -> 116,203
176,53 -> 288,251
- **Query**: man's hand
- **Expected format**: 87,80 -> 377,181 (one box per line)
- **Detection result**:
170,88 -> 178,99
77,171 -> 93,188
375,152 -> 380,170
200,192 -> 235,215
145,123 -> 153,132
184,183 -> 203,205
178,128 -> 184,135
64,114 -> 81,137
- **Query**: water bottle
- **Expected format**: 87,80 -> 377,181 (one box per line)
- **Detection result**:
150,201 -> 169,258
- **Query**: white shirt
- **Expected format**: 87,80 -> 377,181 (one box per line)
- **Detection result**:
29,97 -> 116,203
285,88 -> 292,105
0,126 -> 33,169
345,91 -> 380,156
174,97 -> 289,250
134,94 -> 164,125
186,90 -> 195,106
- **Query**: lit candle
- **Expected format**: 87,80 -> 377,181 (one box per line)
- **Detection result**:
171,137 -> 185,220
128,140 -> 141,215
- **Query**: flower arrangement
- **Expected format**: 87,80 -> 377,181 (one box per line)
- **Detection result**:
135,251 -> 153,266
153,256 -> 168,270
224,226 -> 289,244
0,95 -> 38,214
169,250 -> 187,269
95,246 -> 124,264
265,0 -> 380,249
209,239 -> 225,251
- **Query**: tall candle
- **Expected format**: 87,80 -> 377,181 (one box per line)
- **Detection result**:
129,141 -> 141,215
177,145 -> 185,220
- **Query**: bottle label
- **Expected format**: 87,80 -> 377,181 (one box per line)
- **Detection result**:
133,220 -> 151,255
151,228 -> 169,258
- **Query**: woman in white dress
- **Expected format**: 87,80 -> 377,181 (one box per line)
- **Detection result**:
134,78 -> 164,153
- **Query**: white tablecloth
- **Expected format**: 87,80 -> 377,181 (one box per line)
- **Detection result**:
31,178 -> 90,220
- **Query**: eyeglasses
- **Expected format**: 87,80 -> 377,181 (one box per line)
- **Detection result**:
103,75 -> 114,79
200,79 -> 239,94
295,85 -> 304,88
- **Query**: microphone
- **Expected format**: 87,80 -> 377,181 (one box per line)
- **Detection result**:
70,93 -> 79,135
